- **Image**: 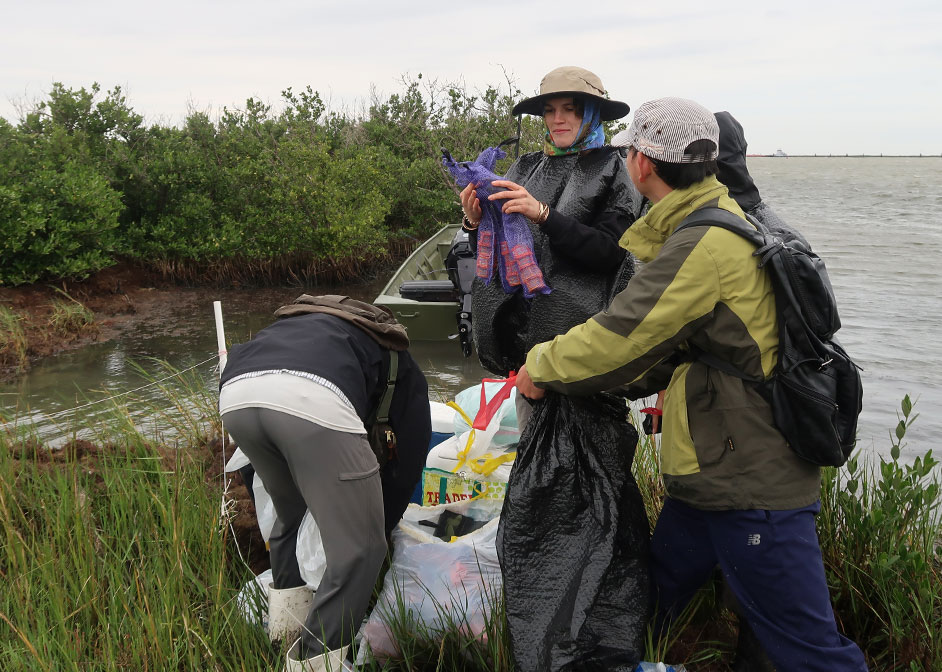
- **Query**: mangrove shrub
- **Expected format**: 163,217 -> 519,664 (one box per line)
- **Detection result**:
0,75 -> 551,286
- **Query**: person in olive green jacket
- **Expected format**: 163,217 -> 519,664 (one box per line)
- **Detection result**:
515,98 -> 867,672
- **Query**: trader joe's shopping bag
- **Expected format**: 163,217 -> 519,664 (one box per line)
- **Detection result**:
420,377 -> 518,506
357,499 -> 504,663
420,466 -> 508,506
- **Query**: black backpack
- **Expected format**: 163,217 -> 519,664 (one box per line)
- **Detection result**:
676,207 -> 863,467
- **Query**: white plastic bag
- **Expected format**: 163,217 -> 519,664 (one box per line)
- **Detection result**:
358,500 -> 504,662
223,446 -> 251,472
251,475 -> 277,542
254,487 -> 326,589
424,434 -> 515,484
296,512 -> 328,587
429,400 -> 457,434
452,380 -> 520,446
636,663 -> 688,672
431,381 -> 517,489
235,568 -> 272,627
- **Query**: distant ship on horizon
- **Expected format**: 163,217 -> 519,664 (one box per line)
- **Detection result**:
746,149 -> 789,157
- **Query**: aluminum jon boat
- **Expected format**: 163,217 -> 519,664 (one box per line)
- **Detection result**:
374,223 -> 476,355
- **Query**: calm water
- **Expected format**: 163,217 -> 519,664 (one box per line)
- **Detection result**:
749,157 -> 942,460
2,158 -> 940,462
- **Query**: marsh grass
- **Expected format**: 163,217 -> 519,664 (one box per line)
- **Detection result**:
631,416 -> 666,533
0,305 -> 29,372
0,431 -> 274,670
1,375 -> 939,671
0,362 -> 271,671
48,289 -> 95,335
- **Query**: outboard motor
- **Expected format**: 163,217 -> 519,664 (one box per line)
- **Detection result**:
446,228 -> 476,357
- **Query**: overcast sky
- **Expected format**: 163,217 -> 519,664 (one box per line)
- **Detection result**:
2,0 -> 940,155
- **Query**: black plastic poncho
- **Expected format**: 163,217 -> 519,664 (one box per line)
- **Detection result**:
472,146 -> 639,376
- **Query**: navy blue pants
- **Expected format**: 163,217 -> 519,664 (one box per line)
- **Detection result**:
651,498 -> 868,672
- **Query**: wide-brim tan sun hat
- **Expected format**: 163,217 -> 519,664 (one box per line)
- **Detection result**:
512,66 -> 629,121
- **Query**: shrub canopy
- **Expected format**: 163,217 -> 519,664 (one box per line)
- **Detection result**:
0,76 -> 555,286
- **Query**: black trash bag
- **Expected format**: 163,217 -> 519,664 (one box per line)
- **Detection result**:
497,392 -> 650,672
473,147 -> 639,376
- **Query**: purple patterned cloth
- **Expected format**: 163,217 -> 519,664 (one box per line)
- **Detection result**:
443,147 -> 551,298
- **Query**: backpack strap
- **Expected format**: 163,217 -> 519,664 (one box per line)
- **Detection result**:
674,207 -> 774,384
365,350 -> 399,468
676,206 -> 764,244
374,351 -> 398,425
366,350 -> 398,427
677,207 -> 788,269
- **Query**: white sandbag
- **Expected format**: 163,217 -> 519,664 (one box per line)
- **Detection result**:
358,500 -> 503,663
429,400 -> 457,434
425,434 -> 514,483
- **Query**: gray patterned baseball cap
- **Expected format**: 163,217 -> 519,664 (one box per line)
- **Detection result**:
611,97 -> 719,163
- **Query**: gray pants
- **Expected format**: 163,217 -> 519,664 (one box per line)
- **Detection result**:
223,407 -> 386,654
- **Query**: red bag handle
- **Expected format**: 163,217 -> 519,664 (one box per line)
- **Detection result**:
472,372 -> 517,430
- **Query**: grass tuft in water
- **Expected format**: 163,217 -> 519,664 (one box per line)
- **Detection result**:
0,305 -> 29,373
48,289 -> 95,335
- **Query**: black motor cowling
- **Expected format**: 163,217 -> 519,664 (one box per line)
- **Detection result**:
446,229 -> 476,357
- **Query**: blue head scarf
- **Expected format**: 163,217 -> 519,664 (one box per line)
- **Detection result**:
543,98 -> 605,156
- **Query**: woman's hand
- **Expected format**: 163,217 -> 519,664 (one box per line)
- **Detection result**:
489,179 -> 542,221
460,183 -> 483,225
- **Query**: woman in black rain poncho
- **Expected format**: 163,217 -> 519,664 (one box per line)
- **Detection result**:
460,66 -> 651,672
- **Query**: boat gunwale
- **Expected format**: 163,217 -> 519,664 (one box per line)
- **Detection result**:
376,223 -> 462,302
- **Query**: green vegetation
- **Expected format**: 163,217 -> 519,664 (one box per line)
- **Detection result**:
48,289 -> 95,335
0,376 -> 938,670
0,365 -> 275,670
0,78 -> 555,287
819,396 -> 942,670
0,305 -> 29,372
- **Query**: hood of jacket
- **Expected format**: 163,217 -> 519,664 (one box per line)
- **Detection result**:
714,111 -> 761,212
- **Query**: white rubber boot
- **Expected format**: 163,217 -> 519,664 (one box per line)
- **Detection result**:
284,638 -> 350,672
267,584 -> 314,644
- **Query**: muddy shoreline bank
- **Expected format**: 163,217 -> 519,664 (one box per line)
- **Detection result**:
0,261 -> 398,382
